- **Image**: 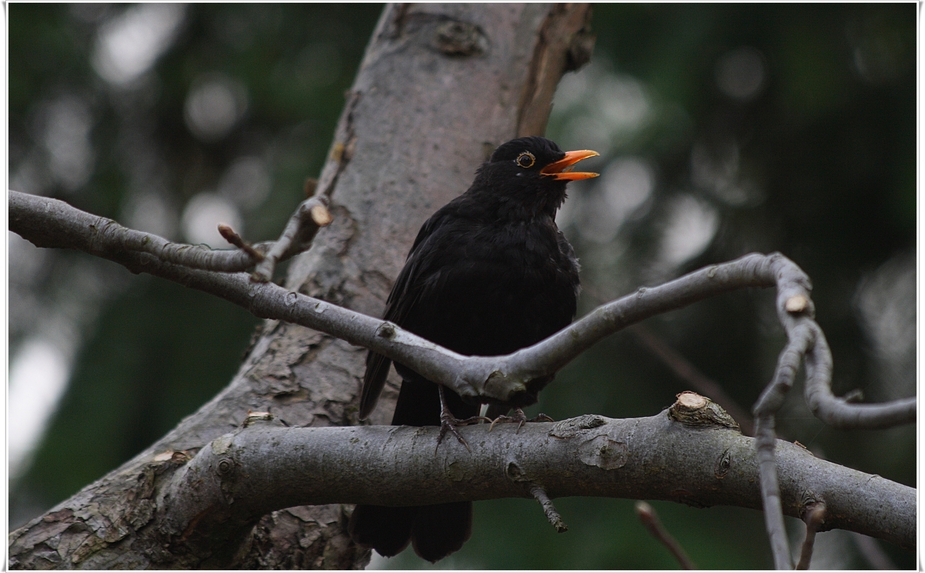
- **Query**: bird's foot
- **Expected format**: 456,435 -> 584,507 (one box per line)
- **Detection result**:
436,412 -> 490,452
435,386 -> 489,452
488,409 -> 554,432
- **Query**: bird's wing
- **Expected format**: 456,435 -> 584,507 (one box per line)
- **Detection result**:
556,227 -> 582,300
357,207 -> 458,420
358,350 -> 393,420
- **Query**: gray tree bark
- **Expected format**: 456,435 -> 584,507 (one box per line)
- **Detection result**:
155,403 -> 914,552
8,4 -> 594,569
9,3 -> 914,569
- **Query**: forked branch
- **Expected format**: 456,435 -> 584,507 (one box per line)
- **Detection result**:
9,189 -> 915,569
9,189 -> 913,429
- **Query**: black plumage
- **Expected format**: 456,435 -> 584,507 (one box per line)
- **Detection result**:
348,136 -> 597,562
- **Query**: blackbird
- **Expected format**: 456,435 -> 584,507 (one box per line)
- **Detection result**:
348,136 -> 598,563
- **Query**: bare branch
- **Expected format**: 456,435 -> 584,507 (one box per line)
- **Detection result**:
747,253 -> 914,569
753,415 -> 792,569
251,196 -> 332,282
6,189 -> 329,278
752,327 -> 807,569
528,483 -> 568,533
800,323 -> 916,429
151,406 -> 914,561
796,501 -> 826,569
10,190 -> 914,428
635,501 -> 695,570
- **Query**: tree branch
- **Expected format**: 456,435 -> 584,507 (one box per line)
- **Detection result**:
635,501 -> 695,570
747,263 -> 914,568
149,399 -> 914,561
12,186 -> 915,569
8,188 -> 329,277
10,189 -> 914,426
795,501 -> 826,569
753,414 -> 791,569
6,10 -> 913,565
9,5 -> 607,567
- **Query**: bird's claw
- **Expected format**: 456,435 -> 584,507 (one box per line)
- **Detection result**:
436,412 -> 490,453
488,409 -> 554,433
488,413 -> 524,433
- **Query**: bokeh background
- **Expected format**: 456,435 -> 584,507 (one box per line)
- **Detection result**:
8,4 -> 915,569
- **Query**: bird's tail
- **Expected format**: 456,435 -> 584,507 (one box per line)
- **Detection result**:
348,501 -> 472,563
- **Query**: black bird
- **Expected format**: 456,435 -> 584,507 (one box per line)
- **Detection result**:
348,136 -> 597,563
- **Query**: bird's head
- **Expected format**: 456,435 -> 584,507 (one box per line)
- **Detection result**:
473,136 -> 599,218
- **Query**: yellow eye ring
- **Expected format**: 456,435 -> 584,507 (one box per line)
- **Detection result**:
516,151 -> 536,169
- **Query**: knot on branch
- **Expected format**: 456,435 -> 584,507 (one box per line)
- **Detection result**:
216,457 -> 235,478
433,19 -> 488,56
242,411 -> 275,427
505,461 -> 528,482
376,322 -> 397,339
713,448 -> 733,479
668,391 -> 740,431
549,414 -> 607,438
577,434 -> 627,470
785,294 -> 810,314
482,370 -> 527,404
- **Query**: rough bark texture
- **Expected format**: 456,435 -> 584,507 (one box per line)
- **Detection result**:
8,4 -> 594,569
155,408 -> 914,551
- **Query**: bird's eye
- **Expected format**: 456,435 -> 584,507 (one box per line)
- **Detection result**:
515,151 -> 536,169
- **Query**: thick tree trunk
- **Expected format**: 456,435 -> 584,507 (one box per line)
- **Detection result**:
8,4 -> 594,569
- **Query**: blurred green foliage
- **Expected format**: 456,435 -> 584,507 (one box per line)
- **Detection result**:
8,4 -> 915,569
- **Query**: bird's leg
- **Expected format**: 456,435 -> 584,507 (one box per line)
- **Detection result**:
436,385 -> 490,452
488,409 -> 555,432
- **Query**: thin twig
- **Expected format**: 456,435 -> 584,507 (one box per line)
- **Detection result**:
528,483 -> 568,533
506,459 -> 568,533
252,196 -> 332,282
796,502 -> 826,569
801,321 -> 915,428
218,224 -> 265,262
751,316 -> 813,569
752,415 -> 791,569
634,501 -> 695,569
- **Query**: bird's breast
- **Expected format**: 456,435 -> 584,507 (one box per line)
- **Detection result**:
461,218 -> 576,313
482,218 -> 554,255
401,214 -> 578,358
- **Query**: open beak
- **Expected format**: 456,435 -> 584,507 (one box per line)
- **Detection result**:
541,149 -> 600,181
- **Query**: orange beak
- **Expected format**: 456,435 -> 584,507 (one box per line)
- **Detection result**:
541,149 -> 600,181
